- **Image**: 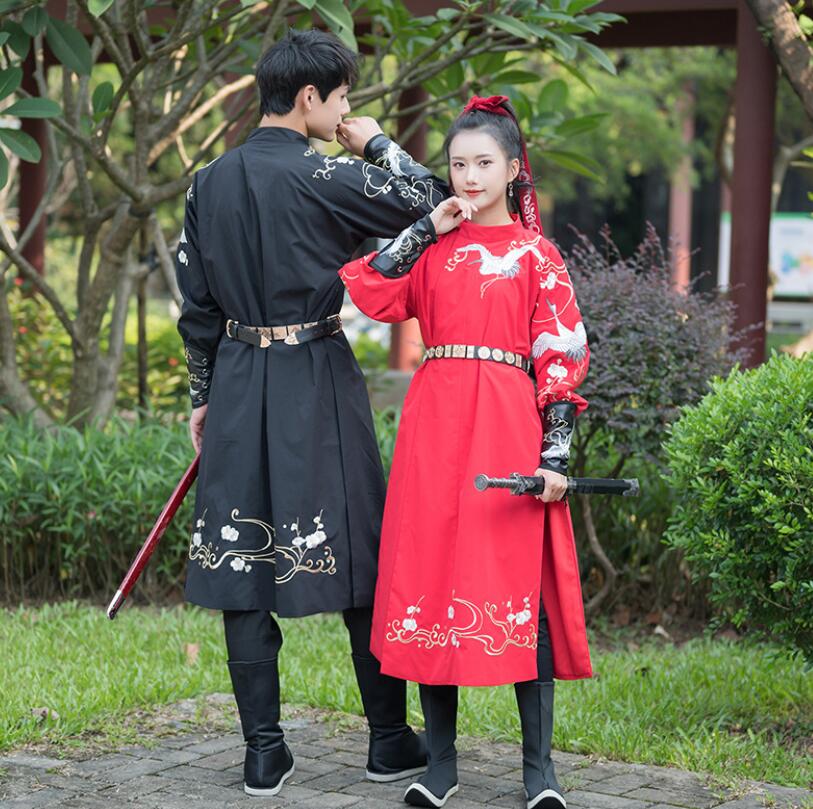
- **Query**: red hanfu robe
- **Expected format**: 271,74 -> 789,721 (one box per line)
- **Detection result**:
339,217 -> 592,686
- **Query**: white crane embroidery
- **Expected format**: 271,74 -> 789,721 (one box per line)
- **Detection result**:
532,301 -> 588,361
385,141 -> 415,177
454,242 -> 547,297
457,242 -> 546,279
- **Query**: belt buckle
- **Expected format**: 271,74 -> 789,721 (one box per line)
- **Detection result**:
226,319 -> 238,339
284,325 -> 302,345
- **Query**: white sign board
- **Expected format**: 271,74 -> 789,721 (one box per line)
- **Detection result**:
718,213 -> 813,298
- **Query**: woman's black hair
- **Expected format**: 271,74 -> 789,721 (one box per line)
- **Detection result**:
443,102 -> 522,164
442,101 -> 524,204
256,29 -> 359,116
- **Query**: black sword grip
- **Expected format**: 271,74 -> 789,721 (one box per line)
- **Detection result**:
474,474 -> 640,497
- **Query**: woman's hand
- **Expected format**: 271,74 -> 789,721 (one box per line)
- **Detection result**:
429,196 -> 478,235
336,116 -> 384,157
533,467 -> 567,503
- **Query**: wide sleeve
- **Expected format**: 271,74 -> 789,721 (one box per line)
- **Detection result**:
339,253 -> 415,323
314,139 -> 448,239
339,213 -> 436,321
364,134 -> 441,186
530,242 -> 590,473
175,174 -> 225,409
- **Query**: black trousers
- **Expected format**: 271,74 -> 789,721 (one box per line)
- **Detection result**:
535,604 -> 553,683
223,606 -> 375,663
224,603 -> 552,682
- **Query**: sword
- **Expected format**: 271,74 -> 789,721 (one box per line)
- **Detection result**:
474,473 -> 639,497
106,454 -> 200,619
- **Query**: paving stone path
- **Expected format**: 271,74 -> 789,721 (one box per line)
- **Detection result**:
1,711 -> 810,809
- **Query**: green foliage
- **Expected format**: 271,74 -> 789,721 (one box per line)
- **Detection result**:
1,604 -> 811,787
0,402 -> 402,601
8,282 -> 73,420
531,47 -> 813,212
349,331 -> 389,372
0,417 -> 195,602
117,313 -> 189,415
7,282 -> 188,419
663,353 -> 813,662
372,406 -> 399,479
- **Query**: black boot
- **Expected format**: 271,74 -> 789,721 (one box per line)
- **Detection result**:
404,685 -> 459,808
514,681 -> 566,809
228,658 -> 295,797
351,653 -> 427,782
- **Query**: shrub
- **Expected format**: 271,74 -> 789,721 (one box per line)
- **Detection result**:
663,353 -> 813,661
561,225 -> 747,615
0,406 -> 401,603
7,283 -> 188,421
0,416 -> 194,602
373,406 -> 400,480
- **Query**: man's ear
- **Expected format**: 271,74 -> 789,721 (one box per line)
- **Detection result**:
298,84 -> 317,111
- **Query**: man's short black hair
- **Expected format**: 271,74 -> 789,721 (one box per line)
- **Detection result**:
256,28 -> 359,116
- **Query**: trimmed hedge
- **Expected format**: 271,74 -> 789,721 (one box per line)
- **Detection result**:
0,417 -> 194,602
0,409 -> 402,603
663,353 -> 813,661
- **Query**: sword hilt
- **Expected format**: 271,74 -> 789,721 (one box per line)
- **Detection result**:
474,473 -> 640,497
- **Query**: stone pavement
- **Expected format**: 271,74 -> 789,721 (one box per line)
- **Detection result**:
0,712 -> 810,809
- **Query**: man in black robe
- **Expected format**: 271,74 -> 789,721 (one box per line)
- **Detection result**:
175,28 -> 448,797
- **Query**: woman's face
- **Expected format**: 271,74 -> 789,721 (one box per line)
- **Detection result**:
448,129 -> 519,216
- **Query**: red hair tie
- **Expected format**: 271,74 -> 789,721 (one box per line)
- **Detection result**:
459,95 -> 543,236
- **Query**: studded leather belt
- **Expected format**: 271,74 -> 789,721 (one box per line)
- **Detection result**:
225,314 -> 342,347
423,344 -> 532,374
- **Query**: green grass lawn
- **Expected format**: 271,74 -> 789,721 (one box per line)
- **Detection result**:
2,602 -> 811,788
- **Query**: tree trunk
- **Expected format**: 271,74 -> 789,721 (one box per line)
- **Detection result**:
579,492 -> 619,617
67,205 -> 141,426
0,290 -> 52,428
745,0 -> 813,121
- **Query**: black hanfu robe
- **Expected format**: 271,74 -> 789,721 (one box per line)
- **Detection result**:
175,126 -> 447,616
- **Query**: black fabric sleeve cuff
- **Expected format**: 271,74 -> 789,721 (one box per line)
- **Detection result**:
369,214 -> 437,278
364,133 -> 392,166
363,134 -> 436,181
184,344 -> 214,409
540,401 -> 577,475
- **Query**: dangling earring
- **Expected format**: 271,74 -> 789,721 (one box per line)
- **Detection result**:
508,183 -> 514,198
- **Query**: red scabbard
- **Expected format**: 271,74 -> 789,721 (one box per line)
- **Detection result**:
106,454 -> 200,619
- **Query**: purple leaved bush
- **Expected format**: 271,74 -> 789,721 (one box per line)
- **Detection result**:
557,224 -> 750,616
564,224 -> 750,473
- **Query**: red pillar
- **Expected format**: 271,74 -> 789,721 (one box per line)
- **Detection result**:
18,54 -> 47,276
728,1 -> 777,366
388,86 -> 427,372
669,82 -> 694,292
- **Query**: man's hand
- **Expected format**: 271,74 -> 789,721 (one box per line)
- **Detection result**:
337,117 -> 384,157
533,467 -> 568,503
429,196 -> 478,235
190,404 -> 208,454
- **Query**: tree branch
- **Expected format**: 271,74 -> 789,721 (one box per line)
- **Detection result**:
0,231 -> 81,346
147,74 -> 254,164
579,492 -> 619,617
150,215 -> 183,307
261,0 -> 295,52
745,0 -> 813,121
772,131 -> 813,210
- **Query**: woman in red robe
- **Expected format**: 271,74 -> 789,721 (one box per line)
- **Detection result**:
339,97 -> 591,809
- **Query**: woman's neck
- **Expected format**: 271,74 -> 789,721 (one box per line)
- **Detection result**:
470,204 -> 514,227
